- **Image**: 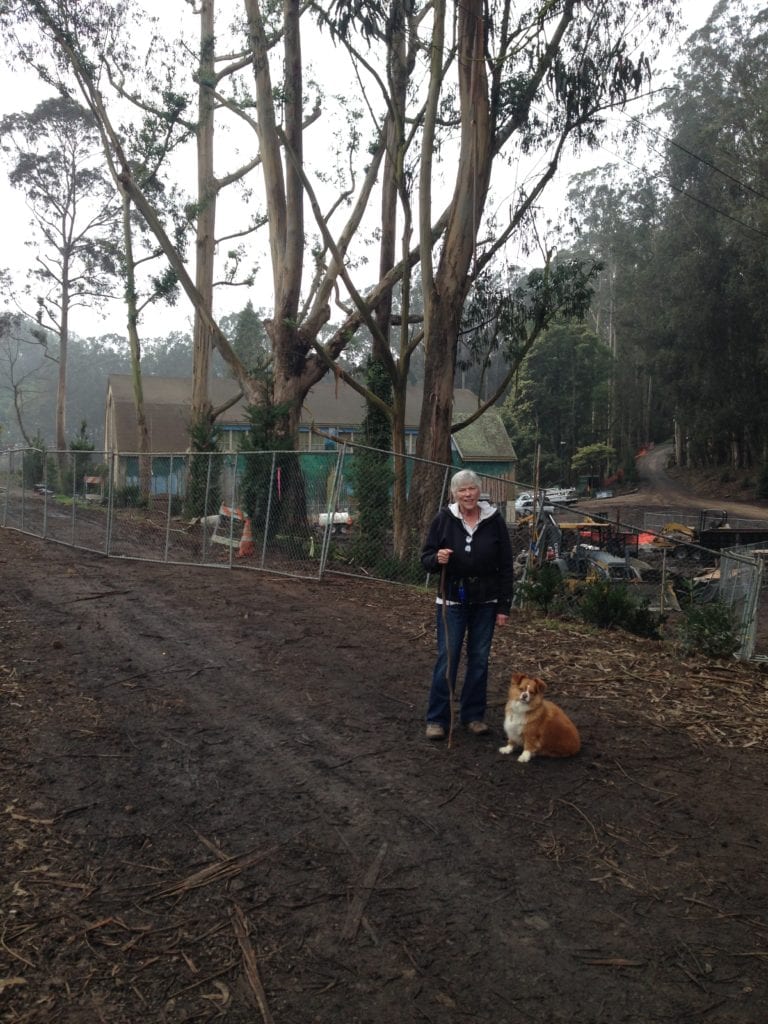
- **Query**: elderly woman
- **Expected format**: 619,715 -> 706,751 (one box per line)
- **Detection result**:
420,469 -> 514,740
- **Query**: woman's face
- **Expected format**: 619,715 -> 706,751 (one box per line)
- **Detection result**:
455,484 -> 480,512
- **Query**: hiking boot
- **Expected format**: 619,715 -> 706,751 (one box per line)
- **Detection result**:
425,722 -> 446,740
465,720 -> 490,736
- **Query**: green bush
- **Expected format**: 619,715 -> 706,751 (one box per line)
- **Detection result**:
113,485 -> 145,509
22,436 -> 47,488
577,580 -> 661,638
677,600 -> 740,659
185,418 -> 222,518
517,562 -> 564,613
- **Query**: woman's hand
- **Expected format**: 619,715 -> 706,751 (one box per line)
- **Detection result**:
496,613 -> 509,626
437,548 -> 453,565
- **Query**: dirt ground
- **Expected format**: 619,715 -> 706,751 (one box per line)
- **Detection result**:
2,451 -> 768,1023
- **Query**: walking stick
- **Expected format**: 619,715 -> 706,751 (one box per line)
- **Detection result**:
440,565 -> 458,749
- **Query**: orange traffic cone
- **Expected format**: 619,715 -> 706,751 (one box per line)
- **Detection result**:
236,516 -> 255,558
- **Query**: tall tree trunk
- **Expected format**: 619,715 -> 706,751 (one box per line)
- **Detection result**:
121,190 -> 151,498
191,0 -> 216,428
245,0 -> 307,441
411,0 -> 491,534
56,252 -> 69,483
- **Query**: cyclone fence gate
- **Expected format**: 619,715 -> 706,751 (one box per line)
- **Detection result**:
0,444 -> 484,584
2,446 -> 767,661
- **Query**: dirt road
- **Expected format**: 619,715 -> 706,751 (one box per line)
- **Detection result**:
582,443 -> 768,523
2,489 -> 768,1022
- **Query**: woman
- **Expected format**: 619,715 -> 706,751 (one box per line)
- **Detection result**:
421,469 -> 514,740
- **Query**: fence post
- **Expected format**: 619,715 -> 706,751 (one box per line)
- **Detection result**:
41,448 -> 48,539
1,450 -> 7,527
164,455 -> 174,562
201,452 -> 213,564
70,450 -> 77,546
227,454 -> 237,568
260,452 -> 277,568
106,451 -> 115,555
318,446 -> 345,577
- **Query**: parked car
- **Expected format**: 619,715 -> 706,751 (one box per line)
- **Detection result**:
514,487 -> 577,513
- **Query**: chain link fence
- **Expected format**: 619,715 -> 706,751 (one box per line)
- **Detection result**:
0,445 -> 513,585
3,445 -> 768,660
508,497 -> 768,662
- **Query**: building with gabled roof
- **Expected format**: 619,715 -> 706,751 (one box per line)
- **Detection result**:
104,373 -> 517,500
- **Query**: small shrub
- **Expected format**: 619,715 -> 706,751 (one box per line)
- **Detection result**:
517,563 -> 564,613
678,600 -> 740,659
577,580 -> 662,638
113,485 -> 145,508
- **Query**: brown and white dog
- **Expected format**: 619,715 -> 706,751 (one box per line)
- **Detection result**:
499,672 -> 581,763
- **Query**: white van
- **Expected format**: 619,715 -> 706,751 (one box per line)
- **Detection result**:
515,487 -> 577,512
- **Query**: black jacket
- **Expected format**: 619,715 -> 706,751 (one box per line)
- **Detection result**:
421,502 -> 514,613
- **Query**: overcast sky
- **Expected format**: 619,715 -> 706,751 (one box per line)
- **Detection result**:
0,0 -> 715,343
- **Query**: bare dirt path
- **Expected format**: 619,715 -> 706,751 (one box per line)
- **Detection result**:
581,443 -> 768,523
2,497 -> 768,1022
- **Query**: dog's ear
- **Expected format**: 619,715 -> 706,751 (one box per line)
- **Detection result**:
510,671 -> 523,686
533,677 -> 547,694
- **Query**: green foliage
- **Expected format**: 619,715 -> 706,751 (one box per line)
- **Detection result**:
220,302 -> 269,374
113,485 -> 145,509
566,4 -> 768,477
347,358 -> 394,569
516,562 -> 564,614
69,421 -> 94,453
571,442 -> 617,475
21,434 -> 50,489
677,601 -> 739,660
238,371 -> 299,534
185,416 -> 222,518
500,320 -> 612,486
459,260 -> 600,401
58,421 -> 96,495
577,580 -> 661,638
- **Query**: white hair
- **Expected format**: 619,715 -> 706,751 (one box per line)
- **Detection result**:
450,469 -> 482,497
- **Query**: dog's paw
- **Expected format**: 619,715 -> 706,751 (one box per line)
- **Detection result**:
517,750 -> 532,763
498,744 -> 514,755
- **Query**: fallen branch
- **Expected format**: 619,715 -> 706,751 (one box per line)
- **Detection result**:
152,843 -> 282,899
342,842 -> 388,941
231,903 -> 274,1024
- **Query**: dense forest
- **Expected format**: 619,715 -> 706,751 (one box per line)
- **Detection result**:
1,2 -> 767,498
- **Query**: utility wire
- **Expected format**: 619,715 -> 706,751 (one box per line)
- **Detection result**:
591,136 -> 768,242
619,108 -> 768,205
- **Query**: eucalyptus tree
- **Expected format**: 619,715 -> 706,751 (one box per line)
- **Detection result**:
566,168 -> 671,461
501,320 -> 612,486
0,312 -> 53,445
1,0 -> 680,544
0,95 -> 120,462
398,0 -> 679,529
658,0 -> 768,470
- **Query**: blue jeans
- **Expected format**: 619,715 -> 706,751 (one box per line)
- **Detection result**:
426,602 -> 497,728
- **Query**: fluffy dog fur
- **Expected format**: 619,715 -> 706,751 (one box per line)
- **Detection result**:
498,672 -> 581,763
